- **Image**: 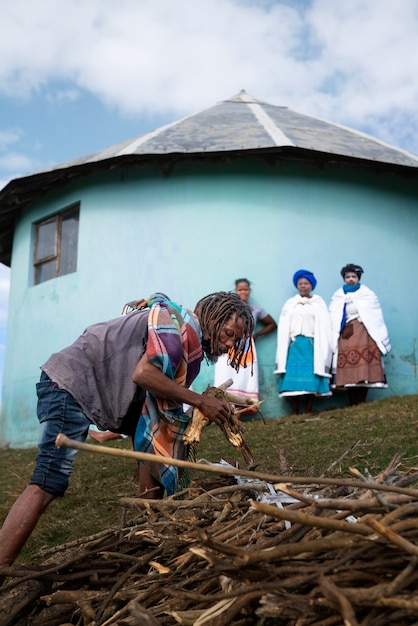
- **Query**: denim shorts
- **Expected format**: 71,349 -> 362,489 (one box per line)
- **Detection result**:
30,372 -> 91,497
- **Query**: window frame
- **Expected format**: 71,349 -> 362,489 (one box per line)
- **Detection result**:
33,203 -> 80,285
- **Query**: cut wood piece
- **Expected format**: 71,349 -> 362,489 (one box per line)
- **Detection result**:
183,385 -> 254,465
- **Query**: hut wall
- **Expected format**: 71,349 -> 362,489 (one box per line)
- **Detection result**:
1,158 -> 417,447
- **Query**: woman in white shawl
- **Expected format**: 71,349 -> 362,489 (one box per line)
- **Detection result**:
329,263 -> 391,406
275,270 -> 332,415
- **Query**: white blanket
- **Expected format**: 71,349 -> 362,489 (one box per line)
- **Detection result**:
329,285 -> 391,370
275,294 -> 333,377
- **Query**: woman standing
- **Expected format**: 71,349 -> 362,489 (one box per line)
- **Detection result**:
275,270 -> 332,415
214,278 -> 276,410
329,263 -> 391,405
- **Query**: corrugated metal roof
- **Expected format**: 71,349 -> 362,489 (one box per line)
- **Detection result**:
1,90 -> 417,266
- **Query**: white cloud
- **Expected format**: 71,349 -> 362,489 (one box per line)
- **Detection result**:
45,88 -> 81,104
0,0 -> 416,152
0,151 -> 34,173
0,128 -> 22,150
298,0 -> 418,147
0,128 -> 34,181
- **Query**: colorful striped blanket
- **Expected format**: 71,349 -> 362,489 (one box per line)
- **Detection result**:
133,293 -> 202,495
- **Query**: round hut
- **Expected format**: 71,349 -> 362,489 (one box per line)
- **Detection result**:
1,91 -> 417,446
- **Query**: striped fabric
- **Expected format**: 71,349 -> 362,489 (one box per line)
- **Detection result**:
133,294 -> 202,495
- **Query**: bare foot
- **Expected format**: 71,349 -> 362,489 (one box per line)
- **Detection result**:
88,430 -> 122,443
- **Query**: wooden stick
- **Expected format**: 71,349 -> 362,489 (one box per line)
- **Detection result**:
118,497 -> 232,510
249,500 -> 373,537
319,575 -> 360,626
321,440 -> 361,477
365,518 -> 418,557
55,434 -> 418,497
200,529 -> 360,564
274,483 -> 414,511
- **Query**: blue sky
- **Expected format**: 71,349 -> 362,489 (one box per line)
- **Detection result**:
1,0 -> 418,394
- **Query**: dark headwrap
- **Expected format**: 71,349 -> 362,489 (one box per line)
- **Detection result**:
293,269 -> 317,290
340,263 -> 364,279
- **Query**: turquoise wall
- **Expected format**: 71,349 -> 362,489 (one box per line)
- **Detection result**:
1,158 -> 417,447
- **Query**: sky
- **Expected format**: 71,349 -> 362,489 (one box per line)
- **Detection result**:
1,0 -> 418,392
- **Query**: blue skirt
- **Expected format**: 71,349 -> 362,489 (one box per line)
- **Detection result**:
278,335 -> 331,396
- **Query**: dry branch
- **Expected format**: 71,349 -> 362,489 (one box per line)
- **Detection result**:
183,384 -> 254,465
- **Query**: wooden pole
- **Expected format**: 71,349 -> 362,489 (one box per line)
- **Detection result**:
55,434 -> 418,497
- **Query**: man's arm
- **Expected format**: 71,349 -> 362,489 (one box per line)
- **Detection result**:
132,353 -> 230,426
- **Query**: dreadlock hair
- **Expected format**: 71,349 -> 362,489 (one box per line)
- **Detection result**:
194,291 -> 254,371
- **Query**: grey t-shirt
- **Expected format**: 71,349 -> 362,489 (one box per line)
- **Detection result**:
42,309 -> 149,431
250,303 -> 269,325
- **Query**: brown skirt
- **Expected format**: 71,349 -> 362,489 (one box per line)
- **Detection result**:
336,319 -> 385,387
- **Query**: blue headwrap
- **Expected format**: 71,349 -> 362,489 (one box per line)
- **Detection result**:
293,269 -> 317,290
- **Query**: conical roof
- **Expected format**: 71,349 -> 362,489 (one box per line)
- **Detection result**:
0,91 -> 417,265
34,90 -> 418,168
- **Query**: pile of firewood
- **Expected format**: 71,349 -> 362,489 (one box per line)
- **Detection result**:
2,451 -> 418,625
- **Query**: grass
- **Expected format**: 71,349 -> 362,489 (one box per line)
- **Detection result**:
1,393 -> 418,564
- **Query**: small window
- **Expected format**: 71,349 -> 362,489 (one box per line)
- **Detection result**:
34,205 -> 79,285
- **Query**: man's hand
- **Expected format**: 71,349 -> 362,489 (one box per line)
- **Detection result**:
195,394 -> 230,426
132,353 -> 229,425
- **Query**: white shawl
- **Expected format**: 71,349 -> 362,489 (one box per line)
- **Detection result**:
329,285 -> 391,368
275,294 -> 332,377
